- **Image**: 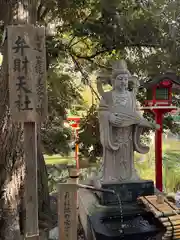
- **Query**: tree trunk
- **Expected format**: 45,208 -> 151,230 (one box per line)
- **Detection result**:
0,52 -> 51,239
0,4 -> 51,240
19,145 -> 52,237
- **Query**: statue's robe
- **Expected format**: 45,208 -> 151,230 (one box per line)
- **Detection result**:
98,90 -> 149,182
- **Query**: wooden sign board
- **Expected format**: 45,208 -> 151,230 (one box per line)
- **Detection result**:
7,24 -> 47,122
58,183 -> 77,240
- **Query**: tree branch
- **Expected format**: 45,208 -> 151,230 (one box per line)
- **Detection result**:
72,48 -> 113,60
70,42 -> 159,60
37,0 -> 44,22
69,36 -> 90,48
69,53 -> 100,100
40,7 -> 49,21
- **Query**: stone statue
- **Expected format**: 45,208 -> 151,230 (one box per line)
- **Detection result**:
97,60 -> 159,182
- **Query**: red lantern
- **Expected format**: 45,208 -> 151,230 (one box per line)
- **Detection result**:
140,71 -> 180,192
71,123 -> 78,128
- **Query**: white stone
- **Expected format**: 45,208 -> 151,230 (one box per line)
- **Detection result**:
49,227 -> 59,240
97,60 -> 159,182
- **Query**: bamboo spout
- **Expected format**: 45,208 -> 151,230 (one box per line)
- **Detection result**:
157,194 -> 165,204
78,183 -> 115,194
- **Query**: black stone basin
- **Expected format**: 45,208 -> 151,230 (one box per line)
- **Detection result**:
89,205 -> 164,240
78,180 -> 165,240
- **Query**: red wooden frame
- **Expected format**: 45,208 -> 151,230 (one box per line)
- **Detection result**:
143,78 -> 175,192
145,80 -> 173,108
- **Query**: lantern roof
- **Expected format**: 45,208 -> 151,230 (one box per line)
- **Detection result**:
140,71 -> 180,89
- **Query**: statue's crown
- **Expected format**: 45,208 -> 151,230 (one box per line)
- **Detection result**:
112,59 -> 130,77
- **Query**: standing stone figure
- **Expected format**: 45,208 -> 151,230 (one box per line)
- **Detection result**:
98,60 -> 158,182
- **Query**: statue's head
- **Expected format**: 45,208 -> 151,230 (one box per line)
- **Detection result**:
111,60 -> 130,91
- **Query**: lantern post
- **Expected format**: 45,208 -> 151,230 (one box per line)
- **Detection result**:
154,109 -> 164,192
140,72 -> 180,191
67,116 -> 81,170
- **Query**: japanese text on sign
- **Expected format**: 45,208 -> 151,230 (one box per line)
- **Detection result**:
64,192 -> 71,238
7,25 -> 47,122
59,184 -> 77,240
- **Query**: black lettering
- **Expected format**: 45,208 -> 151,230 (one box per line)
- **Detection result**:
23,95 -> 33,110
12,36 -> 30,56
14,94 -> 33,111
13,58 -> 21,72
64,207 -> 71,214
36,77 -> 44,105
35,56 -> 43,74
64,221 -> 70,228
22,56 -> 29,75
64,192 -> 70,201
13,56 -> 29,74
34,34 -> 43,52
64,218 -> 71,228
16,76 -> 31,93
14,94 -> 23,111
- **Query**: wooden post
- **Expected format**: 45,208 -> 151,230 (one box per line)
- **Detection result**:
24,122 -> 39,239
68,168 -> 79,184
27,3 -> 39,230
156,194 -> 165,204
58,183 -> 78,240
68,168 -> 79,207
75,129 -> 79,170
7,23 -> 47,240
155,110 -> 163,192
